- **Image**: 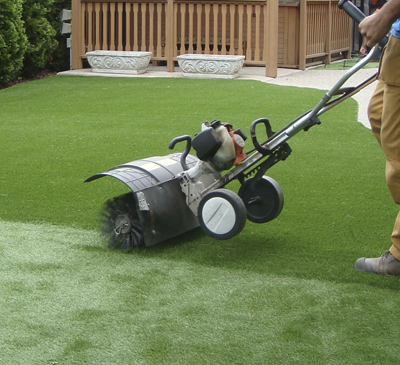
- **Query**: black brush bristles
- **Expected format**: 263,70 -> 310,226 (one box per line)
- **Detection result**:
100,193 -> 144,251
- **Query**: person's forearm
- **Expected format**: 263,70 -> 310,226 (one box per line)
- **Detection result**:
375,0 -> 400,26
360,0 -> 400,46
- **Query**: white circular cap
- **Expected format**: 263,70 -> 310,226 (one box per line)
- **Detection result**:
201,197 -> 236,234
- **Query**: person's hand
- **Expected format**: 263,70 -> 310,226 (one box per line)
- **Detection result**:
359,0 -> 400,47
359,12 -> 392,47
359,45 -> 368,57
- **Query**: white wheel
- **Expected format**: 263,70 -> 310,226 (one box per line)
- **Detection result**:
198,189 -> 247,240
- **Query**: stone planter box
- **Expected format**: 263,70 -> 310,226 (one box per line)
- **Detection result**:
177,54 -> 245,79
86,51 -> 152,74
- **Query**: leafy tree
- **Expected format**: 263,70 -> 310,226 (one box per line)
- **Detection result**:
47,0 -> 71,72
21,0 -> 57,77
0,0 -> 27,84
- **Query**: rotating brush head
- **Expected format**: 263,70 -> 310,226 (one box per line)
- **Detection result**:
100,193 -> 144,251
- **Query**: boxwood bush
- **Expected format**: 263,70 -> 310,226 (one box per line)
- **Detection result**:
22,0 -> 57,77
0,0 -> 71,85
0,0 -> 27,84
47,0 -> 71,72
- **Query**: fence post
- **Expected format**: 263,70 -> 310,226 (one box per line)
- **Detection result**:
326,0 -> 332,63
265,0 -> 278,77
166,0 -> 174,72
71,0 -> 83,69
299,0 -> 307,70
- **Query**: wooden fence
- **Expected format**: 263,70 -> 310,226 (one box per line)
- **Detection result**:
71,0 -> 352,77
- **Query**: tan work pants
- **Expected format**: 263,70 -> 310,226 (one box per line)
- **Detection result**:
368,35 -> 400,259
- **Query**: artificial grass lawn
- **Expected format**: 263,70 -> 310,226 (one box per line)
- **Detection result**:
1,75 -> 400,364
312,56 -> 379,70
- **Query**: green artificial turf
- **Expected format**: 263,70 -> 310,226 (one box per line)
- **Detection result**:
1,75 -> 400,364
312,56 -> 379,70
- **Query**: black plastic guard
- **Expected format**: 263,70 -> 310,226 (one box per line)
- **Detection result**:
136,178 -> 199,246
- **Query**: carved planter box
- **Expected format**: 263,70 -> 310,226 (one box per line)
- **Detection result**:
86,51 -> 152,74
177,54 -> 245,79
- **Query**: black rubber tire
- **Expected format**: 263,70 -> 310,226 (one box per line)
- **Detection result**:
238,176 -> 284,223
198,189 -> 247,240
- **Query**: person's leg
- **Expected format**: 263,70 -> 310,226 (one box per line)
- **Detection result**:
368,80 -> 384,143
380,83 -> 400,258
355,82 -> 400,275
355,36 -> 400,275
390,212 -> 400,259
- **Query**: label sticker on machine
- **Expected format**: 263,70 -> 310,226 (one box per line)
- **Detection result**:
139,158 -> 177,172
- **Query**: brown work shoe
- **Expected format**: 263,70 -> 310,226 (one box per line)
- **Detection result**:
355,251 -> 400,276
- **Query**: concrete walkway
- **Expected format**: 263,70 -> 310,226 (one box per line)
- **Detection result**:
58,64 -> 379,128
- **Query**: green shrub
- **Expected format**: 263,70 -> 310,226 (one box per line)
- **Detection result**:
21,0 -> 57,77
46,0 -> 71,72
0,0 -> 71,84
0,0 -> 27,84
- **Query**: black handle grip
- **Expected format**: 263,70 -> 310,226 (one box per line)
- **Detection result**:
338,0 -> 365,24
169,135 -> 192,171
338,0 -> 388,48
250,118 -> 274,156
